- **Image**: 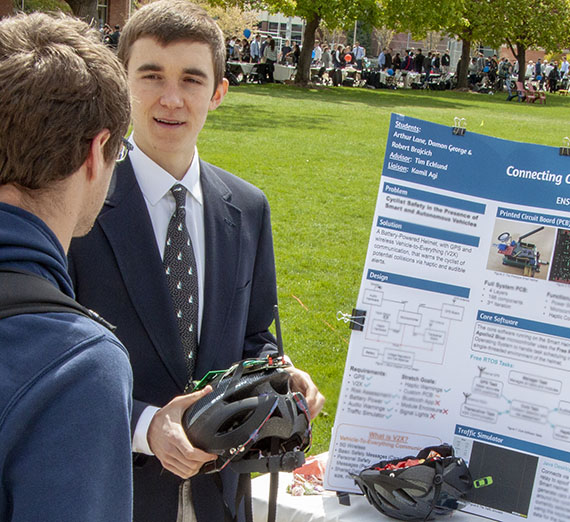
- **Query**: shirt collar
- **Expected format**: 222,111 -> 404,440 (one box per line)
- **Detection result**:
128,138 -> 203,207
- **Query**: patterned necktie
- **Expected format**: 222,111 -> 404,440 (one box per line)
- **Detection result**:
163,184 -> 199,383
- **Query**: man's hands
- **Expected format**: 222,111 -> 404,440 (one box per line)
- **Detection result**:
147,386 -> 217,479
146,361 -> 324,479
285,366 -> 325,419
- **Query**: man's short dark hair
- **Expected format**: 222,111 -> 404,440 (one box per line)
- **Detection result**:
0,12 -> 130,190
118,0 -> 225,91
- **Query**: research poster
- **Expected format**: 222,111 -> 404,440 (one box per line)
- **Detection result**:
325,114 -> 570,521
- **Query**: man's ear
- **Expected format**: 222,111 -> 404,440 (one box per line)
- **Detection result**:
84,129 -> 112,181
209,78 -> 229,111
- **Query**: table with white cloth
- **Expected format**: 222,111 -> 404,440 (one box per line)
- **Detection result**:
402,71 -> 421,88
273,64 -> 296,82
378,70 -> 398,88
251,472 -> 490,522
226,61 -> 258,83
227,61 -> 256,76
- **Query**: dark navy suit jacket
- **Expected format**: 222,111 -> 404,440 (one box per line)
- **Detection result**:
68,158 -> 278,522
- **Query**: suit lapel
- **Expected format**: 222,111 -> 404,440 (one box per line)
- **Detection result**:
197,162 -> 242,377
99,160 -> 188,390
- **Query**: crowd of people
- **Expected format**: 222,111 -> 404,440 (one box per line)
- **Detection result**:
226,37 -> 372,85
226,34 -> 301,82
101,23 -> 121,49
225,38 -> 455,88
227,34 -> 300,66
377,47 -> 451,76
226,35 -> 369,70
460,52 -> 570,94
501,56 -> 569,93
226,35 -> 570,95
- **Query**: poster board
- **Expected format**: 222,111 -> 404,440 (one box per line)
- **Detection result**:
325,114 -> 570,521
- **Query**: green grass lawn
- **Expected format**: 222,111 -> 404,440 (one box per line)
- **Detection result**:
198,85 -> 570,454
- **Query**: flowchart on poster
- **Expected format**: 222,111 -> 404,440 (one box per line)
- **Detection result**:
325,114 -> 570,522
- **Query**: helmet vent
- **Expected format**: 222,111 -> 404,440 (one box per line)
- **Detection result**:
218,409 -> 254,434
394,488 -> 418,506
183,358 -> 311,474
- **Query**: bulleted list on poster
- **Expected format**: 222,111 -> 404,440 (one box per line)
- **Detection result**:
325,113 -> 570,522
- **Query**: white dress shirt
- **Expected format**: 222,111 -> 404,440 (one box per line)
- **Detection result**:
354,45 -> 365,60
129,139 -> 206,455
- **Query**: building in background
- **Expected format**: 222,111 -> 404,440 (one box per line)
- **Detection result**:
0,0 -> 129,29
256,11 -> 304,46
0,0 -> 14,18
97,0 -> 129,30
0,1 -> 556,67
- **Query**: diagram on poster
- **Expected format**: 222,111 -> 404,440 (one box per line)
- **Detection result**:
325,114 -> 570,522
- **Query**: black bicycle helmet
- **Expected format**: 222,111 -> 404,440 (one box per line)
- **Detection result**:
351,444 -> 472,521
182,355 -> 311,474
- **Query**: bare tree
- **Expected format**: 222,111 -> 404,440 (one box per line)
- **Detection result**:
374,26 -> 394,55
65,0 -> 97,23
425,30 -> 442,51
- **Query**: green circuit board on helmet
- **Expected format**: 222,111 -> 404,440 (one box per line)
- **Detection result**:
190,370 -> 227,392
189,355 -> 289,392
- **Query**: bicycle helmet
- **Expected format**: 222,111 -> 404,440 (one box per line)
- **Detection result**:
351,444 -> 472,520
183,355 -> 311,474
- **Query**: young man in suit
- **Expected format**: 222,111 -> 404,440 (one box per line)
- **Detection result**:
68,2 -> 324,521
0,12 -> 135,521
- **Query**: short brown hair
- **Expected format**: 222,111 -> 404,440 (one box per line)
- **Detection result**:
0,12 -> 130,190
118,0 -> 225,90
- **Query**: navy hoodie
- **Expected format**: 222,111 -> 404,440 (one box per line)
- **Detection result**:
0,203 -> 133,521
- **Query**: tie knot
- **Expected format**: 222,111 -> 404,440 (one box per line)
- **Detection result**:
170,184 -> 187,210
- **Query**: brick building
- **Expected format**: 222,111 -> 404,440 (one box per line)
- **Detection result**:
0,0 -> 130,29
0,0 -> 13,18
97,0 -> 130,29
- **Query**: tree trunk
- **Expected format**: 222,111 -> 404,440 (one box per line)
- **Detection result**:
66,0 -> 98,25
516,44 -> 526,84
294,13 -> 321,86
506,39 -> 525,84
456,37 -> 471,89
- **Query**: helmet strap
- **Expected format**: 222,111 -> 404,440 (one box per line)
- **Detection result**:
216,473 -> 255,522
424,459 -> 445,521
240,474 -> 254,522
267,471 -> 279,522
231,470 -> 278,522
267,438 -> 280,522
230,440 -> 302,522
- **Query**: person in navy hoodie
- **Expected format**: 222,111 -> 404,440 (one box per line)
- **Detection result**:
0,12 -> 159,522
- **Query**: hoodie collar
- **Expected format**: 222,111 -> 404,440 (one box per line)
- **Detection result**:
0,203 -> 74,297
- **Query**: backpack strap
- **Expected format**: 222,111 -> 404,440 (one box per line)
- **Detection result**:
0,269 -> 115,331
